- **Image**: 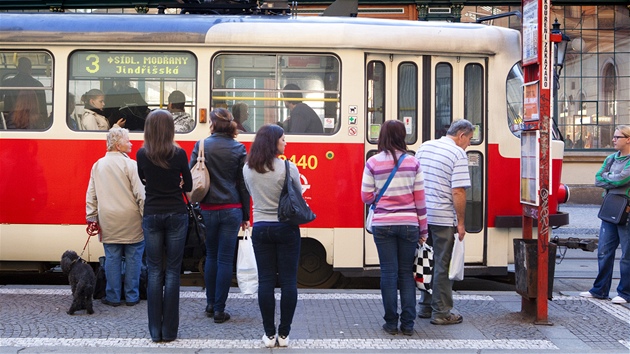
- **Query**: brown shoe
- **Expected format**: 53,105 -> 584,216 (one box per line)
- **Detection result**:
430,313 -> 463,325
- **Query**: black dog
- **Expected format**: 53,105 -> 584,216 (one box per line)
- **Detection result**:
61,250 -> 96,315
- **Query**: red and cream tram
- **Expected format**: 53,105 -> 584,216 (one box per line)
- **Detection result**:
0,12 -> 568,286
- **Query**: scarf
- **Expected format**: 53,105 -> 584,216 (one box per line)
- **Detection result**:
84,103 -> 107,118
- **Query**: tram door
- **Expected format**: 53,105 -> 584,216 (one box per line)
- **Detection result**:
364,54 -> 487,267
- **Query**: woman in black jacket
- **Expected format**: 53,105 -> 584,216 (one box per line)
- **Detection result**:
189,108 -> 250,323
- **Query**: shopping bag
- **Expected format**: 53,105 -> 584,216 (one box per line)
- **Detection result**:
449,233 -> 465,281
413,242 -> 433,294
236,229 -> 258,294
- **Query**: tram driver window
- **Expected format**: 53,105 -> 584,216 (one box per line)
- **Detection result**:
212,53 -> 340,134
68,51 -> 197,132
0,52 -> 53,130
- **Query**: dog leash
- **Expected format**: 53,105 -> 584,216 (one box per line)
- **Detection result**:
80,222 -> 100,258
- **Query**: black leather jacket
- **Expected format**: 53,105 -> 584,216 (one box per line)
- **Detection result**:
189,133 -> 250,221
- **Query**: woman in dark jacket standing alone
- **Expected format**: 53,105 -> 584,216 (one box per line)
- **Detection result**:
136,110 -> 192,342
189,108 -> 250,323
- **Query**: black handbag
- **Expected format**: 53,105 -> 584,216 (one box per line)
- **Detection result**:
598,193 -> 630,225
182,194 -> 206,270
278,160 -> 316,225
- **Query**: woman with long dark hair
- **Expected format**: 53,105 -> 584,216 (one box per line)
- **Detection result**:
136,110 -> 192,342
243,124 -> 302,348
361,120 -> 428,336
189,108 -> 250,323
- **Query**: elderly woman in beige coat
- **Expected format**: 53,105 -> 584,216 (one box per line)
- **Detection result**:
86,127 -> 145,306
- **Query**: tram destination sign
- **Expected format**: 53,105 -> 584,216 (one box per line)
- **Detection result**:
72,52 -> 196,78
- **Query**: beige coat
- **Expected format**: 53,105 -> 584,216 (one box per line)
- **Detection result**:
86,152 -> 145,244
81,109 -> 109,130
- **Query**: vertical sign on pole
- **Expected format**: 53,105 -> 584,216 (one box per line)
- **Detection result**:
520,0 -> 552,325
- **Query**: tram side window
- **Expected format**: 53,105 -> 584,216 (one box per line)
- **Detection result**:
464,63 -> 484,145
68,51 -> 197,132
435,63 -> 453,139
398,62 -> 418,145
0,52 -> 53,130
367,61 -> 385,142
465,151 -> 483,233
212,53 -> 340,134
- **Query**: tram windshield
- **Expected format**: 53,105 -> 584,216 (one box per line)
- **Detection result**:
506,63 -> 524,138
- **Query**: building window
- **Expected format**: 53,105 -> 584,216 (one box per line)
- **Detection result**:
553,5 -> 629,150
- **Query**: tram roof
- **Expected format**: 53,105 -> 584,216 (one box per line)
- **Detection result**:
0,13 -> 519,55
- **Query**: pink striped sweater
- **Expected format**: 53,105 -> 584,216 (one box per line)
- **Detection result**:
361,151 -> 428,237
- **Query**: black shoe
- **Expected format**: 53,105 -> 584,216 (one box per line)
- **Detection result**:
101,298 -> 121,307
418,311 -> 432,319
125,300 -> 140,307
214,311 -> 231,323
382,324 -> 398,335
400,327 -> 414,336
205,304 -> 214,318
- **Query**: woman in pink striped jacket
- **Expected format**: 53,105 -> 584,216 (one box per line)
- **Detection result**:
361,120 -> 428,336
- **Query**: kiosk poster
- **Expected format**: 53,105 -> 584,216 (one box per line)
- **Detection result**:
522,0 -> 538,66
523,81 -> 540,122
520,130 -> 539,206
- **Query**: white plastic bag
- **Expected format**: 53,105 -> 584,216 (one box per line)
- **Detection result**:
365,204 -> 375,233
236,229 -> 258,294
449,233 -> 465,281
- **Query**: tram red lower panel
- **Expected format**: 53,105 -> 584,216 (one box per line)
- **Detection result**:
486,144 -> 563,228
0,138 -> 365,228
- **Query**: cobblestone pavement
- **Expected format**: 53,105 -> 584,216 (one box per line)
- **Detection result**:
0,286 -> 628,353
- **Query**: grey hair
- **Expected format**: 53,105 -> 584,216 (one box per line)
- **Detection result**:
447,119 -> 474,136
106,127 -> 129,151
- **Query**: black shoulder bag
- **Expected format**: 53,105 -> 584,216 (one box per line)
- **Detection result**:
278,160 -> 316,225
598,192 -> 630,225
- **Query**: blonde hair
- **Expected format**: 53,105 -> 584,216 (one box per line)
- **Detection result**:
616,125 -> 630,138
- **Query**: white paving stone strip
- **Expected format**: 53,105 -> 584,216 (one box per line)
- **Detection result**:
0,338 -> 558,350
554,294 -> 630,323
620,340 -> 630,349
0,288 -> 493,301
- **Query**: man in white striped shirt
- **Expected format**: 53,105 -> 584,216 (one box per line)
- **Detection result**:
415,119 -> 473,325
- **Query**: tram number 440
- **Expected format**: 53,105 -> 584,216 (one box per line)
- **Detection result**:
281,155 -> 318,170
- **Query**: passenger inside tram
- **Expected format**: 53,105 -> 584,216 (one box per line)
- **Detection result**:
282,83 -> 324,134
104,79 -> 149,131
0,57 -> 48,129
6,90 -> 44,129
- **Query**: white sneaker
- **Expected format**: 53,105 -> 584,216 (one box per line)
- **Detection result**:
277,335 -> 289,347
262,334 -> 276,348
611,296 -> 628,304
579,291 -> 594,298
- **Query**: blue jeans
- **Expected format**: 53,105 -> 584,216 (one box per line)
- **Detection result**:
201,208 -> 241,313
373,225 -> 420,331
252,222 -> 301,337
589,220 -> 630,301
103,241 -> 145,303
142,213 -> 188,342
419,224 -> 456,320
